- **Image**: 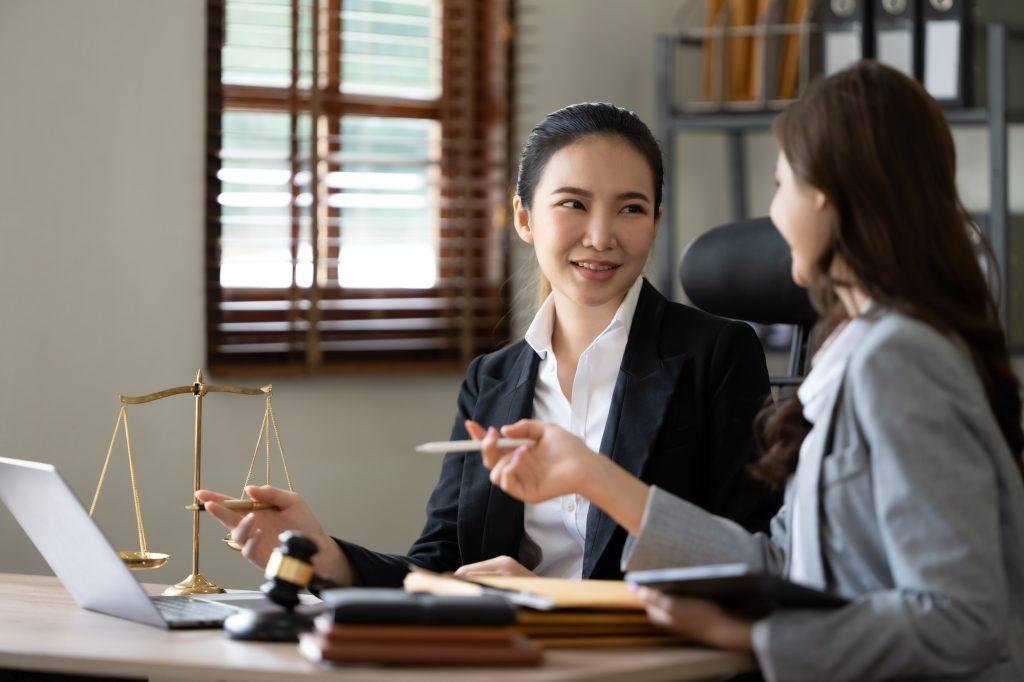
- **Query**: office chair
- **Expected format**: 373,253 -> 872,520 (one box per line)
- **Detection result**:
679,216 -> 817,386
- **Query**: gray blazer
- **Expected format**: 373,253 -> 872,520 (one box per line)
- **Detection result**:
622,313 -> 1024,681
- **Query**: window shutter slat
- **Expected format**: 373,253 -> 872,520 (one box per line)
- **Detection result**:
207,0 -> 510,374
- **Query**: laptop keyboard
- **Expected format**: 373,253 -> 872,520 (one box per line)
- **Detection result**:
151,596 -> 238,627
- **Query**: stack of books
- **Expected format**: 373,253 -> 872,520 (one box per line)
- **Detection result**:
404,570 -> 688,649
699,0 -> 815,104
298,589 -> 543,666
516,609 -> 680,648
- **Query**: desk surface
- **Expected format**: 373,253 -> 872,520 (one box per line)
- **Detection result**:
0,573 -> 754,682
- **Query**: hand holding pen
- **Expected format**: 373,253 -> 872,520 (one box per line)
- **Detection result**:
193,486 -> 355,585
463,419 -> 599,505
465,419 -> 650,536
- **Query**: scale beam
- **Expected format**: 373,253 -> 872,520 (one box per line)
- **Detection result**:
120,384 -> 271,404
96,370 -> 276,596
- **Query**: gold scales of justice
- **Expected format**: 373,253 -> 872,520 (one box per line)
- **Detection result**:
87,370 -> 295,596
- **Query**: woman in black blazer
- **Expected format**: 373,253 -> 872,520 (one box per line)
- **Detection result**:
196,103 -> 777,587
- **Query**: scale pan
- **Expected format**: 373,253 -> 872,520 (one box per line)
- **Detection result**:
118,550 -> 170,569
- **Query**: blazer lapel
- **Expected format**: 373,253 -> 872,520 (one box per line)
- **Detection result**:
582,281 -> 686,578
473,346 -> 540,561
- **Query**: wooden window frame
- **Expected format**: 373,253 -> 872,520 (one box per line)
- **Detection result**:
205,0 -> 513,377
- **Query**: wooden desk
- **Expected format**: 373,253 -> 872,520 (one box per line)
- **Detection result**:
0,573 -> 755,681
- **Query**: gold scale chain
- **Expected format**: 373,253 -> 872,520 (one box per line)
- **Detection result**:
89,406 -> 149,554
238,394 -> 293,498
269,396 -> 294,491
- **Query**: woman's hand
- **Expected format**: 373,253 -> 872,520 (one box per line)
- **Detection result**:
193,485 -> 355,585
467,419 -> 652,534
632,586 -> 754,651
453,555 -> 535,578
465,419 -> 597,504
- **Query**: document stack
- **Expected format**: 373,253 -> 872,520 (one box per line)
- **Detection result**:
298,589 -> 543,666
674,0 -> 818,109
405,571 -> 688,648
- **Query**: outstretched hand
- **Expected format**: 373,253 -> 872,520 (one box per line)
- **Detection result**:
193,485 -> 354,585
466,418 -> 652,536
465,419 -> 597,504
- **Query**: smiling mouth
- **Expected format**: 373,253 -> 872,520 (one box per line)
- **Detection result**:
571,260 -> 620,272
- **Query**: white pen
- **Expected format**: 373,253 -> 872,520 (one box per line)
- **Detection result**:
414,438 -> 536,454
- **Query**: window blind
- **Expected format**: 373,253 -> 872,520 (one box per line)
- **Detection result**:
206,0 -> 513,375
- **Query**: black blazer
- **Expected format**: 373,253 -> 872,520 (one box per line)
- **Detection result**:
335,279 -> 778,586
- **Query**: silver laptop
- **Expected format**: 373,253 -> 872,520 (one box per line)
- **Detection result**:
0,456 -> 250,629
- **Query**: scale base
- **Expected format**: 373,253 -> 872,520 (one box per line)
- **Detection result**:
163,572 -> 224,596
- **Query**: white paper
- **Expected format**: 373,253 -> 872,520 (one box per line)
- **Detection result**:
924,20 -> 961,100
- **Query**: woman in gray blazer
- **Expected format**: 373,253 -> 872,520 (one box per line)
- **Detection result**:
471,61 -> 1024,681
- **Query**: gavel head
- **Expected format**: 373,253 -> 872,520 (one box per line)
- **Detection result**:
260,530 -> 318,611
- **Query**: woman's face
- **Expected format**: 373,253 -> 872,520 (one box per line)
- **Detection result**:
513,135 -> 659,310
769,150 -> 833,287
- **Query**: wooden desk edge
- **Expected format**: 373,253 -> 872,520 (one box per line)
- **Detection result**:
0,572 -> 755,682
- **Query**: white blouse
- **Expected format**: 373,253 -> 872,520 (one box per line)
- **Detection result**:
519,277 -> 643,578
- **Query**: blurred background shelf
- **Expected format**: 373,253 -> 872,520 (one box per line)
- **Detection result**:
655,22 -> 1023,352
666,106 -> 1023,130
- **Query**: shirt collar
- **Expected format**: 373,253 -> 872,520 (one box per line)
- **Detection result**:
525,276 -> 644,358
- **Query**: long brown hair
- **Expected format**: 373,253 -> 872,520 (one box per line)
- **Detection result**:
751,61 -> 1024,488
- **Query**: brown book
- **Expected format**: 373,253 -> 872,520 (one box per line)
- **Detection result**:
528,635 -> 690,649
749,0 -> 775,101
726,0 -> 759,101
298,632 -> 544,666
777,0 -> 813,99
404,570 -> 644,611
702,0 -> 728,101
315,616 -> 520,646
516,610 -> 652,626
514,607 -> 663,638
463,575 -> 643,611
517,623 -> 661,637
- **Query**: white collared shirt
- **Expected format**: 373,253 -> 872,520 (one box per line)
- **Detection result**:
520,277 -> 644,578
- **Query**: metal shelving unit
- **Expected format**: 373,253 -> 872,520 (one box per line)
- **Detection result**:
655,23 -> 1022,341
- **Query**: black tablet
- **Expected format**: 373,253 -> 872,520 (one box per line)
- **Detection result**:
625,563 -> 848,613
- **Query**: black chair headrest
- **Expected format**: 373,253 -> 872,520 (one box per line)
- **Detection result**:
679,216 -> 817,326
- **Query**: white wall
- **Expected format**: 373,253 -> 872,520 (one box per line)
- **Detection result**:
1,0 -> 1021,589
0,0 -> 458,589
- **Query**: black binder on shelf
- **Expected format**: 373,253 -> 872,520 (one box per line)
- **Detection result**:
921,0 -> 970,106
823,0 -> 873,75
967,2 -> 1024,110
873,0 -> 921,78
